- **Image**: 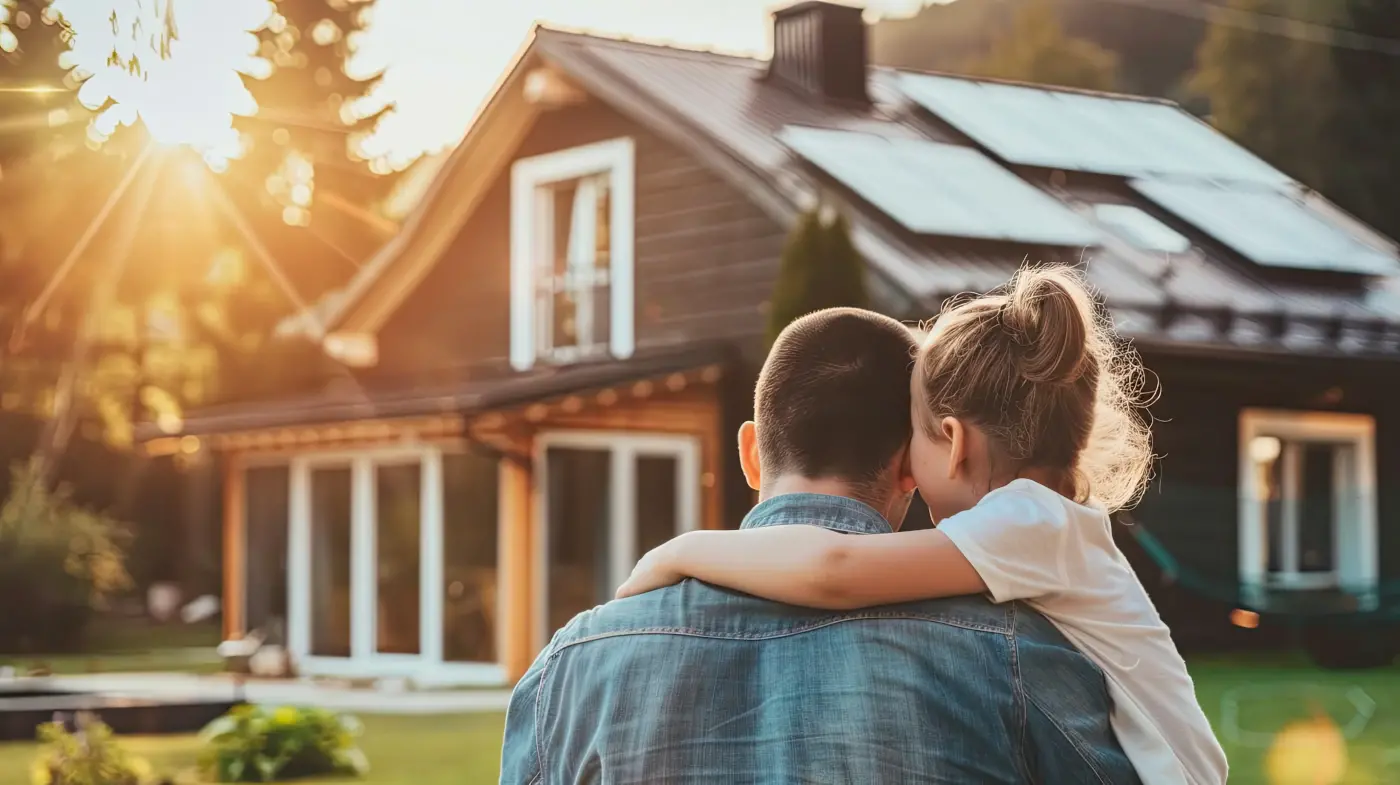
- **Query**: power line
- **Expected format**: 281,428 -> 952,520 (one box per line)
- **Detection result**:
1088,0 -> 1400,56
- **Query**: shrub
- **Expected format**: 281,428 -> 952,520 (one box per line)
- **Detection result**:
0,461 -> 132,652
30,712 -> 155,785
765,208 -> 868,347
198,705 -> 369,782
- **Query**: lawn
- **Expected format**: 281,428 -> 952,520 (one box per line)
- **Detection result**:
1189,655 -> 1400,784
0,712 -> 508,785
1,656 -> 1397,783
0,618 -> 224,675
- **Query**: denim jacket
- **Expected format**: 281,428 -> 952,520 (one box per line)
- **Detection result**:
501,493 -> 1141,784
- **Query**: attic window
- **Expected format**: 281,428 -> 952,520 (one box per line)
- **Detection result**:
510,138 -> 635,369
1093,204 -> 1191,254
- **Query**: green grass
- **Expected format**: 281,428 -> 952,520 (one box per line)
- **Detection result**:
0,713 -> 507,785
0,618 -> 224,675
1190,654 -> 1400,784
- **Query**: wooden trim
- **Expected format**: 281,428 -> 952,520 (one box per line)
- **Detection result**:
499,452 -> 534,682
204,415 -> 465,455
345,71 -> 541,334
222,453 -> 246,641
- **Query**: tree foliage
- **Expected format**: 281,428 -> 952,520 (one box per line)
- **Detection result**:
0,1 -> 400,457
1188,0 -> 1346,191
962,0 -> 1119,91
766,208 -> 868,346
1326,0 -> 1400,238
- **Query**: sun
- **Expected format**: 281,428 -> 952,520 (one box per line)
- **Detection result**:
55,0 -> 272,165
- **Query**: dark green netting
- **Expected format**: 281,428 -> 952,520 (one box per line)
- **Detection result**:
1126,522 -> 1398,623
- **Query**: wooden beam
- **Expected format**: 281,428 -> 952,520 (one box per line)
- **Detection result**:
222,453 -> 246,641
523,66 -> 587,108
499,454 -> 535,681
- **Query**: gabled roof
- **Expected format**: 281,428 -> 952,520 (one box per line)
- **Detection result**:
282,26 -> 1400,359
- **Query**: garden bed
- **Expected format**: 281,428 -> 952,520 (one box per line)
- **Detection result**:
0,678 -> 238,741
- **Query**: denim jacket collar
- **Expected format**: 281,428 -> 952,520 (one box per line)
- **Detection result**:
739,492 -> 893,535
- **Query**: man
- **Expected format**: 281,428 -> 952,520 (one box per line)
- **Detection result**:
501,308 -> 1139,783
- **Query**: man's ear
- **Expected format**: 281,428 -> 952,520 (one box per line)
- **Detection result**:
737,421 -> 762,491
942,416 -> 968,480
895,441 -> 917,495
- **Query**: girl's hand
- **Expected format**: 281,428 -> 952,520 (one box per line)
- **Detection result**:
616,537 -> 689,599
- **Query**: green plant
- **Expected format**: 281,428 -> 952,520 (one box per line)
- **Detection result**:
198,705 -> 369,782
766,208 -> 869,347
0,460 -> 132,652
30,712 -> 155,785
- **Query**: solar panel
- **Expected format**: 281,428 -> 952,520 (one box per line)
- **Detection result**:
778,126 -> 1101,247
896,73 -> 1292,186
1093,204 -> 1191,254
1131,179 -> 1400,275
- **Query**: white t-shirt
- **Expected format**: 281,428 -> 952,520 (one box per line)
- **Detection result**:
937,479 -> 1228,785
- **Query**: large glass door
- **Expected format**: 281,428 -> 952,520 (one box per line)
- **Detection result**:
289,449 -> 439,675
536,433 -> 700,647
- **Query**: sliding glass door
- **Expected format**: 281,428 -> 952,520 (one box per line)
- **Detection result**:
535,432 -> 700,648
285,447 -> 502,682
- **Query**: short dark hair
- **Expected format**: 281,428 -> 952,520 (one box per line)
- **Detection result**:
755,308 -> 918,501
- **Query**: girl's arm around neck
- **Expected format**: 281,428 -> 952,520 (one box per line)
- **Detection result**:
616,524 -> 988,610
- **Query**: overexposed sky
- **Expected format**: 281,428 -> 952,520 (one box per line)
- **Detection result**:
358,0 -> 923,167
54,0 -> 927,168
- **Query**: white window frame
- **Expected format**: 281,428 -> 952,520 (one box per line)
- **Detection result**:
279,444 -> 505,687
531,431 -> 700,653
510,137 -> 636,370
1237,409 -> 1377,609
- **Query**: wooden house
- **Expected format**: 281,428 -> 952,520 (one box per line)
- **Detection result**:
142,1 -> 1400,684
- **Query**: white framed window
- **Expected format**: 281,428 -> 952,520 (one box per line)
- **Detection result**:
510,137 -> 636,369
1238,410 -> 1377,608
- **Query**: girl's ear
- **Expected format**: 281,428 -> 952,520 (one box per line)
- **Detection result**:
942,416 -> 968,480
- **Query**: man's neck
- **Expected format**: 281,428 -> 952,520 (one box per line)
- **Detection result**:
763,474 -> 909,522
761,475 -> 858,503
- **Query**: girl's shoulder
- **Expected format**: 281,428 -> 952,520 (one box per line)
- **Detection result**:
977,479 -> 1108,531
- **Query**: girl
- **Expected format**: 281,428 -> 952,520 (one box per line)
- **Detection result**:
616,266 -> 1228,785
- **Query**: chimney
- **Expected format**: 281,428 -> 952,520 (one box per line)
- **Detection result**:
766,1 -> 869,105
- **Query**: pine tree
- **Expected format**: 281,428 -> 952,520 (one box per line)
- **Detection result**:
0,0 -> 83,166
234,0 -> 393,218
766,208 -> 869,346
963,0 -> 1119,92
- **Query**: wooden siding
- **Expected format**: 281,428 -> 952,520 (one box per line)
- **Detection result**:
375,99 -> 788,377
1128,350 -> 1400,649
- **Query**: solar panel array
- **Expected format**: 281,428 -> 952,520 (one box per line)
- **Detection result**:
1092,204 -> 1191,254
895,73 -> 1292,186
1132,179 -> 1400,276
778,126 -> 1101,248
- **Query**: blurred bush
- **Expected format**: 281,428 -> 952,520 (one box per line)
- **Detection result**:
198,704 -> 369,782
30,712 -> 155,785
0,460 -> 132,652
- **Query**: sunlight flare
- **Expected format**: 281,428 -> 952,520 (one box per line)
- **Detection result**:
57,0 -> 270,162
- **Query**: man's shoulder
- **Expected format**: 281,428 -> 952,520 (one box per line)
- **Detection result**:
549,580 -> 1034,652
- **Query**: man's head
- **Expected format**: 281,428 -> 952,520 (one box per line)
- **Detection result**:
739,307 -> 919,524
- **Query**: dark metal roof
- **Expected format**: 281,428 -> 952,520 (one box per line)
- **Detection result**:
283,28 -> 1400,361
534,30 -> 1400,357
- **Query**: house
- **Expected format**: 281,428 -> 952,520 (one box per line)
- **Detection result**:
141,1 -> 1400,685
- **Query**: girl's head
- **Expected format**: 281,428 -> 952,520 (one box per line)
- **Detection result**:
910,265 -> 1153,522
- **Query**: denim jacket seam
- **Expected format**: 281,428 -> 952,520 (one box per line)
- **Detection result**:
552,613 -> 1011,652
531,648 -> 559,784
1009,603 -> 1033,782
1024,691 -> 1112,785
